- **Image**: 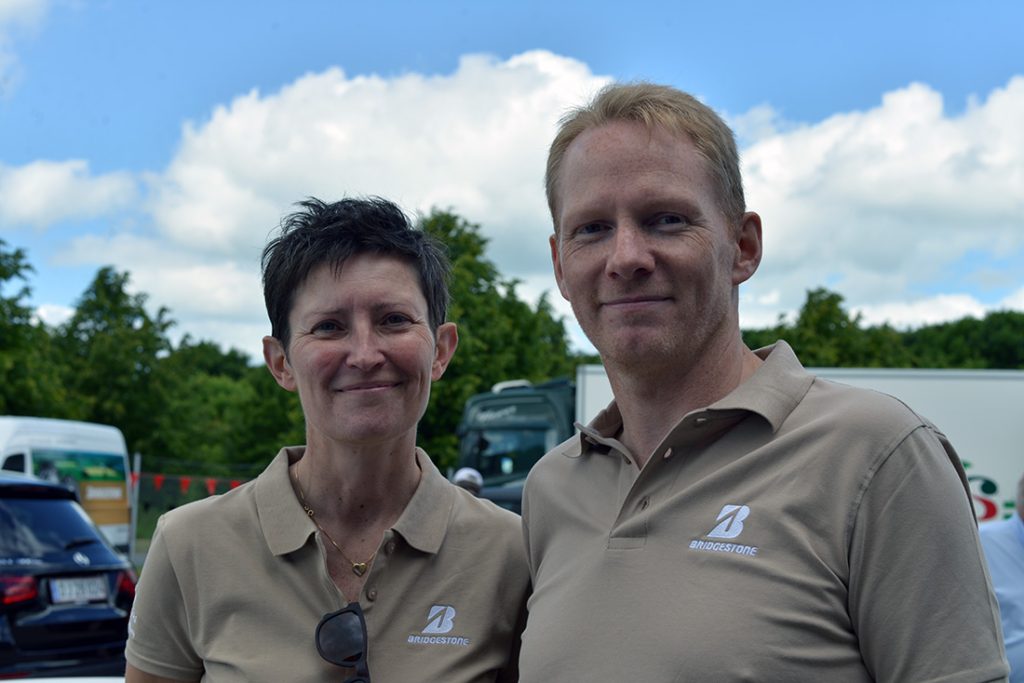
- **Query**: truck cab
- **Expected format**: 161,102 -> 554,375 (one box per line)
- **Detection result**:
456,378 -> 575,490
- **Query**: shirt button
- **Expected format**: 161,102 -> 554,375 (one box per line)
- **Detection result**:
694,416 -> 708,426
638,496 -> 650,511
366,588 -> 378,601
385,541 -> 396,555
664,448 -> 674,459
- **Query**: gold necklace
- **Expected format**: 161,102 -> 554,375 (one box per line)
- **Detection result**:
291,466 -> 377,577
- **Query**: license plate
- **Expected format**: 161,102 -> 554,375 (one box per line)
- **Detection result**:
50,576 -> 108,603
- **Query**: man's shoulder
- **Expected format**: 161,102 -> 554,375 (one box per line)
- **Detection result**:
804,374 -> 934,432
524,435 -> 583,487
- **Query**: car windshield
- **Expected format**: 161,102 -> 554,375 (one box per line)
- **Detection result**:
0,497 -> 100,557
463,427 -> 555,485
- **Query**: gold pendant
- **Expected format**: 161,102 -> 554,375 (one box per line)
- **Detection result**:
352,562 -> 368,577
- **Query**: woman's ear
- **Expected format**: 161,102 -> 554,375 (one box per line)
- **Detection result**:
263,335 -> 297,391
431,323 -> 459,381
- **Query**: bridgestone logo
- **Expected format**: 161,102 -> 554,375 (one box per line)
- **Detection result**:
689,539 -> 759,556
407,635 -> 471,646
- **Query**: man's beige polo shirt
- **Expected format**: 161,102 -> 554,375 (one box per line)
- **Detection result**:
126,447 -> 528,682
520,341 -> 1008,682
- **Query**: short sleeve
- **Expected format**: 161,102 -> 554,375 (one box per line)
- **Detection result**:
848,425 -> 1009,683
124,514 -> 205,680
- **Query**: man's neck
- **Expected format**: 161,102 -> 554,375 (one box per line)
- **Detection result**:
609,342 -> 763,469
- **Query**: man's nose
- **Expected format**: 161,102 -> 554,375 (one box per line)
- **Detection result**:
606,223 -> 655,279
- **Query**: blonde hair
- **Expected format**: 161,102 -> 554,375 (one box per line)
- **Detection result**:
546,82 -> 745,229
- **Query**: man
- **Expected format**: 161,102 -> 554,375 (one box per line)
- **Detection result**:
519,82 -> 1009,681
980,474 -> 1024,681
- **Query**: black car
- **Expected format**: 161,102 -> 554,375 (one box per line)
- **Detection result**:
0,473 -> 136,678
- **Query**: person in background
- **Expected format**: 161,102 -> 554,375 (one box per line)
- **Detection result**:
126,197 -> 528,682
519,81 -> 1009,681
452,467 -> 483,496
981,473 -> 1024,682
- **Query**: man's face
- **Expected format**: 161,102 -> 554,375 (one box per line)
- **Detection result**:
550,120 -> 760,373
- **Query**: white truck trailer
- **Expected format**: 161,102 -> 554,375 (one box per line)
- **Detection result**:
461,366 -> 1022,520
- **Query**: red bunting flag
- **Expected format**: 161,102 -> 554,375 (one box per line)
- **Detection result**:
230,480 -> 242,489
205,478 -> 217,495
179,476 -> 192,494
153,474 -> 165,491
130,472 -> 139,488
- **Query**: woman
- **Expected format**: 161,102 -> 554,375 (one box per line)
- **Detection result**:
125,197 -> 529,682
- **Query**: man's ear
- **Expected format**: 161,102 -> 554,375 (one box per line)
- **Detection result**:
550,232 -> 571,301
431,322 -> 459,381
732,212 -> 763,286
263,335 -> 296,392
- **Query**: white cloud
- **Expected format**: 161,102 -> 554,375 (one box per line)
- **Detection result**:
739,77 -> 1024,330
0,0 -> 47,25
0,160 -> 137,229
32,302 -> 72,327
0,0 -> 48,96
61,50 -> 608,358
853,295 -> 987,328
42,53 -> 1024,360
147,50 -> 606,270
1002,286 -> 1024,310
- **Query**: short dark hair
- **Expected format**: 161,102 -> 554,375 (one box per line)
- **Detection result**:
261,196 -> 450,345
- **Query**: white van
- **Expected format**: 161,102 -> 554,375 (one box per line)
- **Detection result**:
0,417 -> 132,553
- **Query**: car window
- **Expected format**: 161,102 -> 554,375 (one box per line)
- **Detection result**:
0,497 -> 100,557
1,453 -> 25,472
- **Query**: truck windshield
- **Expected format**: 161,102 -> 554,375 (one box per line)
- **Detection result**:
461,428 -> 555,485
31,449 -> 126,488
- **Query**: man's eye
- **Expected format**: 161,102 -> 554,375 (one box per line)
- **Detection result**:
653,214 -> 688,226
576,222 -> 607,236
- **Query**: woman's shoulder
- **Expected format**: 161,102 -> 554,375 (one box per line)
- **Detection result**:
154,478 -> 259,539
447,484 -> 522,539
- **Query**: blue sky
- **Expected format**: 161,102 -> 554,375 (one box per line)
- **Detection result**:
1,0 -> 1022,360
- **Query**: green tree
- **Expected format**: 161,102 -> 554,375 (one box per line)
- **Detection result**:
903,311 -> 1024,369
54,267 -> 174,453
418,209 -> 576,468
743,288 -> 914,367
0,240 -> 65,415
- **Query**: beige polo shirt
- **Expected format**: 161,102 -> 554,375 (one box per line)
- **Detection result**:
521,341 -> 1009,682
126,446 -> 528,682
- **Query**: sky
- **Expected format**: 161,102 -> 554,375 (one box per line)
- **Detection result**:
1,0 -> 1022,362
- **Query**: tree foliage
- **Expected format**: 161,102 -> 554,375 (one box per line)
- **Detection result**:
743,287 -> 1024,369
0,240 -> 65,415
4,220 -> 1022,482
419,209 -> 576,467
51,267 -> 175,453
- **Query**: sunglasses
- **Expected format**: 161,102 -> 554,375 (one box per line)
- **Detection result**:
316,602 -> 372,682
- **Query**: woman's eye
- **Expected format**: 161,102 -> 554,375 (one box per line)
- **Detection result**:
312,321 -> 341,334
383,313 -> 412,326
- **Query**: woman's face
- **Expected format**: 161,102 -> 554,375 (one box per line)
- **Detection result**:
263,254 -> 457,450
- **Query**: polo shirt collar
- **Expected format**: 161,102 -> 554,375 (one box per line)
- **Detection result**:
256,446 -> 316,557
391,448 -> 455,555
707,340 -> 813,433
576,340 -> 813,453
256,446 -> 455,557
